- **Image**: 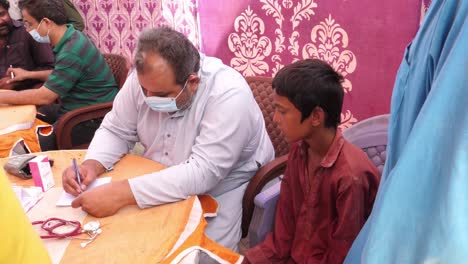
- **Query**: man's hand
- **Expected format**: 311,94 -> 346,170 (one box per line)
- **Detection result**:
6,67 -> 30,83
71,180 -> 136,218
62,159 -> 104,196
0,77 -> 14,90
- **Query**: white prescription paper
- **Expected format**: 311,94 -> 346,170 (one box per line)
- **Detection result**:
56,177 -> 112,207
12,185 -> 44,212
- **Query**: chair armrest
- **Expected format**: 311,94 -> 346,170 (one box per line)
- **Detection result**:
242,154 -> 288,238
254,180 -> 282,208
248,180 -> 282,247
55,102 -> 113,150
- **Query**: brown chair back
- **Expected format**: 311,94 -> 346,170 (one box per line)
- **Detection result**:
103,53 -> 129,89
55,102 -> 113,149
246,76 -> 289,157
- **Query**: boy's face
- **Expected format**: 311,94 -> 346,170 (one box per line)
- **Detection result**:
273,93 -> 315,143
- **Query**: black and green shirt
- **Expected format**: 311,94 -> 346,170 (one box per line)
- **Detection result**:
44,25 -> 118,113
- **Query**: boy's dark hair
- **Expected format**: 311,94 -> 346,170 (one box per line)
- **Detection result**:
273,59 -> 344,128
0,0 -> 10,11
134,26 -> 200,85
19,0 -> 67,25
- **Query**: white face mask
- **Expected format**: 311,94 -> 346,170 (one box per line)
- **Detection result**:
29,19 -> 50,43
141,79 -> 190,112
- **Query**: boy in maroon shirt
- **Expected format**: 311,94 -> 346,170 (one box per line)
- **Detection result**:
244,59 -> 380,264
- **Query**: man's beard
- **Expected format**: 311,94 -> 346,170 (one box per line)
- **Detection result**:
0,24 -> 10,37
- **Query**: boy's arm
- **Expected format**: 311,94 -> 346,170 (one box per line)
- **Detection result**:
325,172 -> 374,264
244,166 -> 296,263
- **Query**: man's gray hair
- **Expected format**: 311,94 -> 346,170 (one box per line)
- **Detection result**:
134,26 -> 200,85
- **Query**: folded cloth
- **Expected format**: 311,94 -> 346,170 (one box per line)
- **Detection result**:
0,104 -> 37,136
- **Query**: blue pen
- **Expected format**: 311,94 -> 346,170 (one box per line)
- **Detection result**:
72,158 -> 82,193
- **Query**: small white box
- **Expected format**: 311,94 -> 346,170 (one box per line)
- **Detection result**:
29,155 -> 55,192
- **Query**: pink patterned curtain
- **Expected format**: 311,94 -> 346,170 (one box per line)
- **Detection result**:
70,0 -> 427,128
420,0 -> 432,24
71,0 -> 201,61
199,0 -> 422,128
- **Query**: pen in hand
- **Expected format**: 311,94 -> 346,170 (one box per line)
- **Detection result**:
9,65 -> 14,79
72,158 -> 82,193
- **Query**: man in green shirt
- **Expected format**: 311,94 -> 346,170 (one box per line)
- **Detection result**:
1,0 -> 118,149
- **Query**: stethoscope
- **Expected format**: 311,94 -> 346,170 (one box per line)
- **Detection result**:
32,218 -> 102,248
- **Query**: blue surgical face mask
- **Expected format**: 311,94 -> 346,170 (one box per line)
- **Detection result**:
141,80 -> 190,112
29,19 -> 50,43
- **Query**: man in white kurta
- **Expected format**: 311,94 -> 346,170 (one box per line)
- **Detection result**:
62,27 -> 274,251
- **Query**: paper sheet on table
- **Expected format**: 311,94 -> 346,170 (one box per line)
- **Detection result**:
12,185 -> 44,212
56,177 -> 112,207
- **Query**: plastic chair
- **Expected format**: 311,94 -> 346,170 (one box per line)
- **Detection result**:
341,114 -> 389,174
55,53 -> 129,149
246,114 -> 389,247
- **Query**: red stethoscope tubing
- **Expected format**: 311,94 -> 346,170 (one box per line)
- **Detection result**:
32,217 -> 82,239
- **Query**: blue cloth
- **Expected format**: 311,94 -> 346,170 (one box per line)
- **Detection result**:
345,0 -> 468,263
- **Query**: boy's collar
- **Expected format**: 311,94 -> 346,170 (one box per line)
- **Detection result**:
300,130 -> 344,168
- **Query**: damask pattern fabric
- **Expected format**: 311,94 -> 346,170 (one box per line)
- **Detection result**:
199,0 -> 422,126
71,0 -> 201,61
70,0 -> 427,122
